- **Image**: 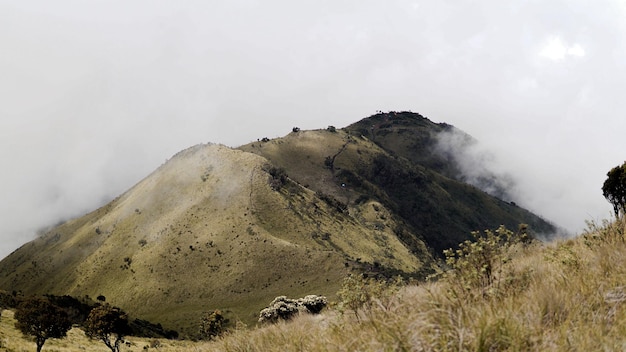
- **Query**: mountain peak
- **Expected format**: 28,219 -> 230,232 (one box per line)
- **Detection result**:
0,113 -> 555,335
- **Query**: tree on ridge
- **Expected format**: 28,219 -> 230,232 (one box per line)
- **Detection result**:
602,161 -> 626,217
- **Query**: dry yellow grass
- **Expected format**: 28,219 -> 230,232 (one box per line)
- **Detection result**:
2,218 -> 626,351
0,118 -> 554,336
0,143 -> 432,333
205,217 -> 626,351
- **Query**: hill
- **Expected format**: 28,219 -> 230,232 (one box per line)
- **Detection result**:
0,143 -> 431,335
240,111 -> 555,252
0,112 -> 555,334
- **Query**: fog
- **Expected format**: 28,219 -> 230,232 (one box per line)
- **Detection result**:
1,0 -> 624,258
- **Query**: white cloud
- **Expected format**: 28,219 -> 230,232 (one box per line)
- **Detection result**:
568,43 -> 586,57
539,36 -> 586,61
0,0 -> 624,258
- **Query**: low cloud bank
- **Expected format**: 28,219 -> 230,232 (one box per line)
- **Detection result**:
435,127 -> 603,239
435,128 -> 518,203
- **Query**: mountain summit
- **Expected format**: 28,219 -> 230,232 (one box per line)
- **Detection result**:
0,112 -> 555,334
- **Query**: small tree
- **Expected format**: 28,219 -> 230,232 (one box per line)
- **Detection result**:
602,162 -> 626,217
199,310 -> 227,340
84,304 -> 131,352
14,297 -> 72,352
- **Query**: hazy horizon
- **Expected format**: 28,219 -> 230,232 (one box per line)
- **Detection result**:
1,0 -> 624,258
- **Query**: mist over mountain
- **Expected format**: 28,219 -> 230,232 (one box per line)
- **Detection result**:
3,0 -> 625,264
434,128 -> 517,202
0,112 -> 556,334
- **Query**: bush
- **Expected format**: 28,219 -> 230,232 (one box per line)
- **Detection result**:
199,310 -> 227,340
315,191 -> 348,213
0,290 -> 17,309
441,225 -> 531,299
265,165 -> 288,191
258,295 -> 328,324
324,156 -> 334,169
44,294 -> 94,326
334,274 -> 403,320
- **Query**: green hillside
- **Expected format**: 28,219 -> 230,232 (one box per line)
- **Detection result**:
240,112 -> 555,253
0,112 -> 555,335
0,143 -> 432,335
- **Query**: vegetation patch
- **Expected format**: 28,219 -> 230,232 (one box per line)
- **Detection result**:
258,295 -> 328,324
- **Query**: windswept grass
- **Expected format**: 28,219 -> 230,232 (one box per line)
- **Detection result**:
2,219 -> 626,351
203,218 -> 626,351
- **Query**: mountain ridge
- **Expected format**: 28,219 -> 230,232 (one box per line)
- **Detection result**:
0,112 -> 556,335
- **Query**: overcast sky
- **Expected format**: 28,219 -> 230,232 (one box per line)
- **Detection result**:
1,0 -> 625,258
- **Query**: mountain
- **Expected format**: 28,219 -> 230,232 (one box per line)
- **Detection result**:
240,111 -> 555,253
0,112 -> 555,335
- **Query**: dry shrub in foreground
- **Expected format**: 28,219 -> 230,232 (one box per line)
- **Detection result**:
258,295 -> 328,324
334,274 -> 403,321
205,221 -> 626,351
3,222 -> 626,351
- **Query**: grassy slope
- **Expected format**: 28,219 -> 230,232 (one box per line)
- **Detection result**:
203,217 -> 626,351
353,113 -> 556,249
0,144 -> 431,335
0,113 -> 557,337
241,117 -> 555,254
2,218 -> 625,351
239,129 -> 434,260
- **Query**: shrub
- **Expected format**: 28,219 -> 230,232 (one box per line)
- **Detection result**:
264,165 -> 288,191
315,191 -> 348,213
334,274 -> 403,320
583,217 -> 626,246
0,290 -> 17,309
327,126 -> 337,132
44,294 -> 94,325
324,156 -> 334,169
199,310 -> 227,340
441,225 -> 530,299
258,295 -> 328,324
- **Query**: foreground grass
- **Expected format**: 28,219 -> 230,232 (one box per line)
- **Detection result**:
3,219 -> 626,351
209,218 -> 626,351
